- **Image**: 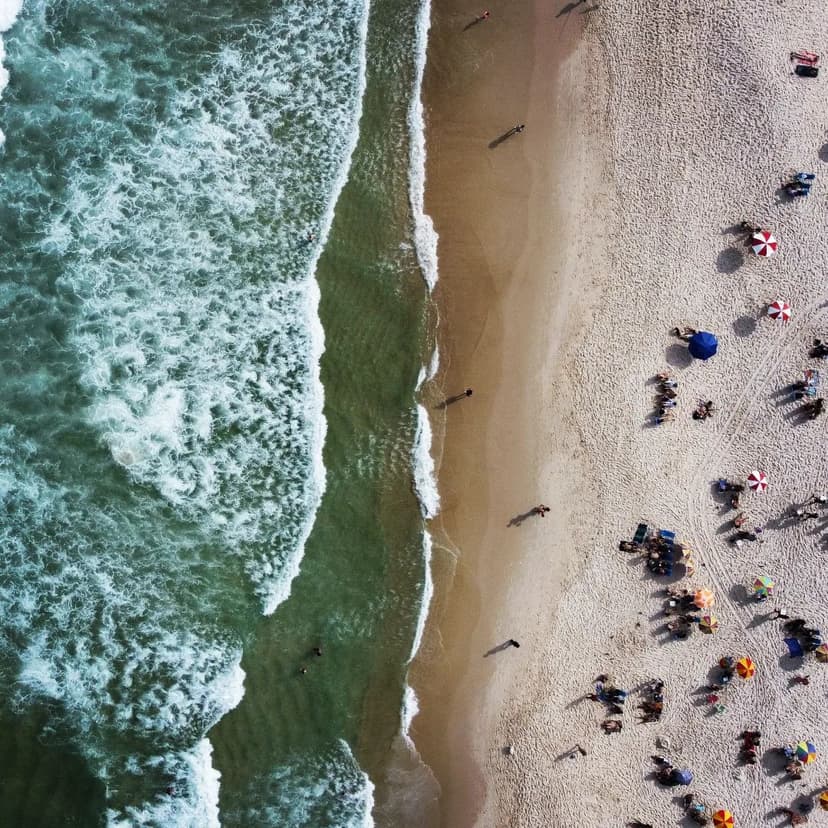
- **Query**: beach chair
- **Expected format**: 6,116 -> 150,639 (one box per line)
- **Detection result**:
802,369 -> 820,397
633,523 -> 649,544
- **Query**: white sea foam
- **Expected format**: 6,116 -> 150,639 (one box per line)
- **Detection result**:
224,740 -> 375,827
413,403 -> 440,519
408,0 -> 439,293
408,529 -> 435,662
107,739 -> 222,828
402,0 -> 440,785
0,0 -> 21,31
0,0 -> 22,146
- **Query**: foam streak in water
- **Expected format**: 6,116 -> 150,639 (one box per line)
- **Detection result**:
0,0 -> 21,146
408,0 -> 439,292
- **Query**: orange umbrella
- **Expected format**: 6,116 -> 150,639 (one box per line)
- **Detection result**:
818,791 -> 828,811
736,656 -> 755,679
694,588 -> 715,609
713,810 -> 735,828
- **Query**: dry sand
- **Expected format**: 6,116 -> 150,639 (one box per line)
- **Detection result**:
414,0 -> 828,825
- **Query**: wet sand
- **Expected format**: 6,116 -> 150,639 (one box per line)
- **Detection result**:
410,0 -> 592,824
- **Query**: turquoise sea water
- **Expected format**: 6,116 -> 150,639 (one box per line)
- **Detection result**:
0,0 -> 436,824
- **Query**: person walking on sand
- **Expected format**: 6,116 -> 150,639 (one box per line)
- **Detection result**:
771,607 -> 790,620
507,639 -> 520,648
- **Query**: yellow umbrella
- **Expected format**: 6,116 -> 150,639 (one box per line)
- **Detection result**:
694,588 -> 715,609
735,656 -> 755,679
713,810 -> 735,828
818,791 -> 828,811
699,615 -> 719,634
815,644 -> 828,663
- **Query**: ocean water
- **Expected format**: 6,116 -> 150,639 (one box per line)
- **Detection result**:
0,0 -> 437,825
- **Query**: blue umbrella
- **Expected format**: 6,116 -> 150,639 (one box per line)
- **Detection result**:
671,769 -> 694,786
688,331 -> 718,360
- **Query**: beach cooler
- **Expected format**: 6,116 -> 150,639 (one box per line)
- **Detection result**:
795,64 -> 819,77
791,50 -> 820,66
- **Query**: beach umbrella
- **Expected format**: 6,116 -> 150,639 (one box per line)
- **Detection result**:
699,615 -> 719,634
768,300 -> 791,322
713,810 -> 735,828
688,331 -> 719,360
816,644 -> 828,663
752,575 -> 775,596
795,741 -> 818,764
736,656 -> 755,679
819,791 -> 828,811
694,588 -> 715,609
747,470 -> 768,492
751,230 -> 778,257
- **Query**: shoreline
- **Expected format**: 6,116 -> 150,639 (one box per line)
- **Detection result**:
410,0 -> 593,824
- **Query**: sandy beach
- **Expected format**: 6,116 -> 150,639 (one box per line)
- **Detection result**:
414,0 -> 828,825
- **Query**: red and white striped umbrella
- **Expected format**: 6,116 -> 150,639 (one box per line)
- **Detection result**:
747,470 -> 768,492
751,230 -> 778,257
767,300 -> 791,322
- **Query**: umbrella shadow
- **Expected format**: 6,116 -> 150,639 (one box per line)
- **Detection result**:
729,583 -> 754,607
762,748 -> 788,776
820,142 -> 828,163
732,314 -> 758,337
665,343 -> 692,369
778,651 -> 805,673
717,246 -> 745,273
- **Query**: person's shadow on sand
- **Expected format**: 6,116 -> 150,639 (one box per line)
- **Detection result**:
507,509 -> 537,527
489,126 -> 524,149
436,390 -> 472,409
556,0 -> 586,16
484,640 -> 519,657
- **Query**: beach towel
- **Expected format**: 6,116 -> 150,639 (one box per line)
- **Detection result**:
784,637 -> 804,658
